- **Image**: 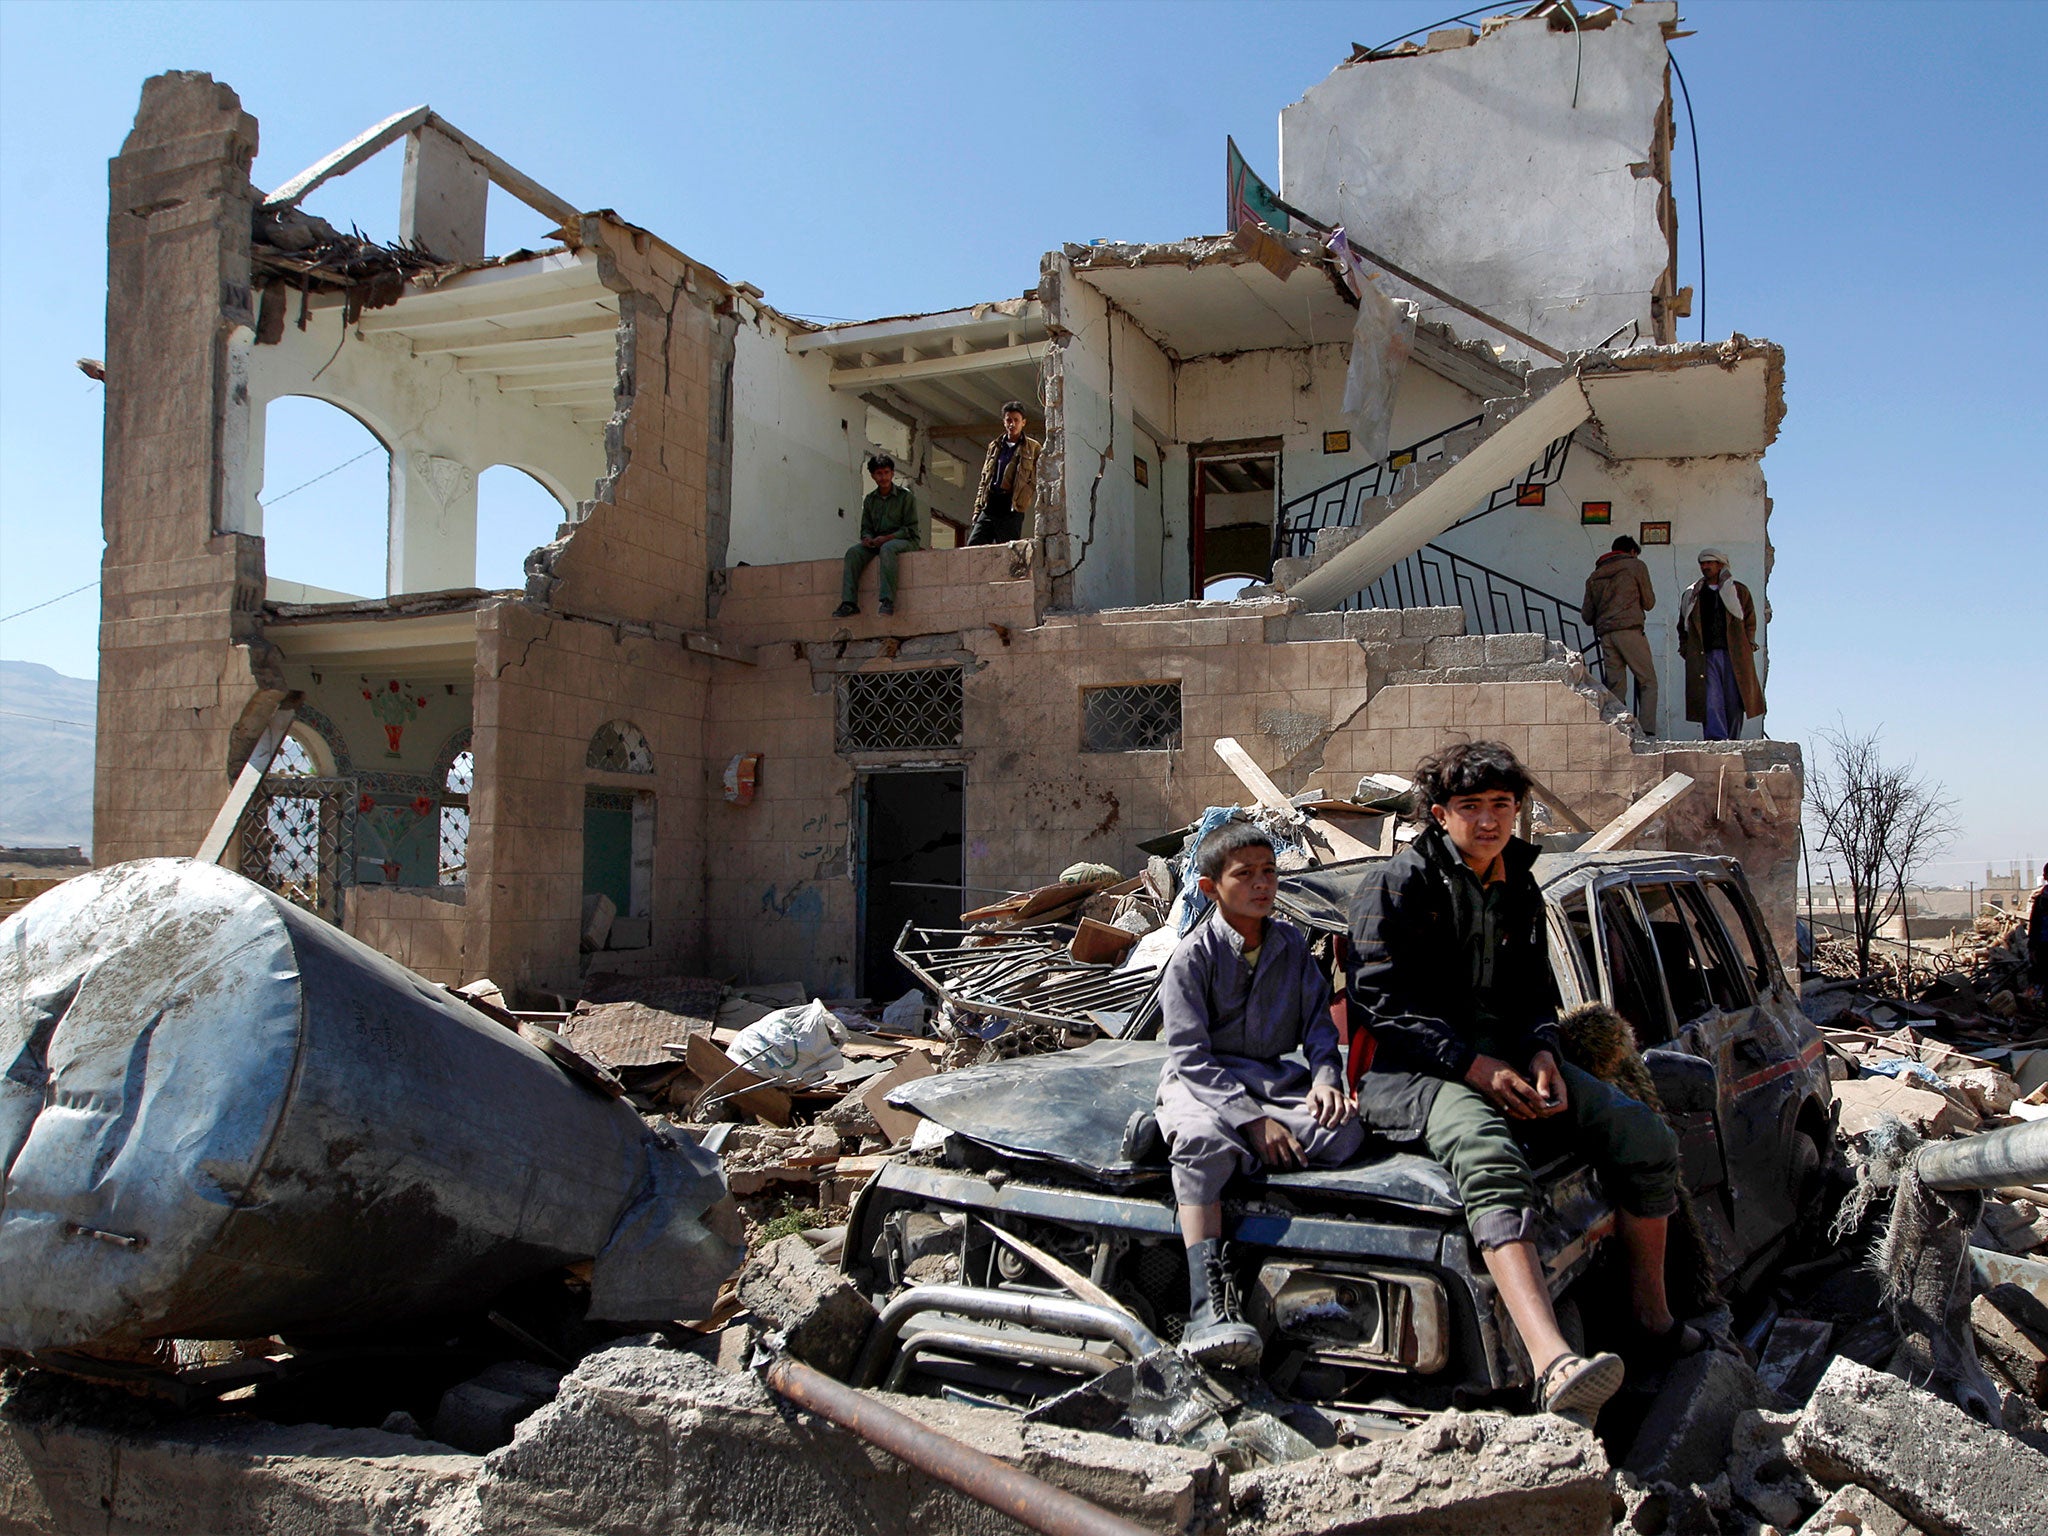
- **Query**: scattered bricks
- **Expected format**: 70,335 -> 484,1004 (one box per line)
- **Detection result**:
1726,1408 -> 1825,1529
1971,1294 -> 2048,1404
1794,1483 -> 1926,1536
1621,1348 -> 1764,1488
1757,1317 -> 1837,1404
735,1233 -> 876,1379
430,1361 -> 565,1455
1227,1408 -> 1610,1536
1830,1078 -> 1976,1139
478,1346 -> 1227,1536
1949,1067 -> 2018,1118
1792,1355 -> 2048,1536
1483,633 -> 1549,665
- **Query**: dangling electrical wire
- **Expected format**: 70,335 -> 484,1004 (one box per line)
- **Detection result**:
1669,49 -> 1707,344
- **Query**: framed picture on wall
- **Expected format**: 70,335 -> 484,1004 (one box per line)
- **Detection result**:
1640,521 -> 1671,545
1516,483 -> 1546,507
1580,501 -> 1612,525
1322,430 -> 1350,454
1133,455 -> 1149,487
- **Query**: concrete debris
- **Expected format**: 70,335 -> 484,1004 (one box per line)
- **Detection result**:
735,1233 -> 878,1379
1969,1293 -> 2047,1403
1794,1483 -> 1926,1536
1757,1317 -> 1837,1403
1621,1348 -> 1766,1488
1792,1356 -> 2048,1536
429,1361 -> 565,1455
1226,1409 -> 1610,1536
1726,1409 -> 1826,1530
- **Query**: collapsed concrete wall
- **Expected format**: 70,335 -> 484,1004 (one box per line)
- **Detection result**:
1279,1 -> 1686,358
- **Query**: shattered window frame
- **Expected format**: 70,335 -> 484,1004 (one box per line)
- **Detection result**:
835,666 -> 964,754
1081,682 -> 1183,753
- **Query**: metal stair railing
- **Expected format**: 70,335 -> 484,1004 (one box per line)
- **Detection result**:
1346,542 -> 1604,675
1272,415 -> 1480,563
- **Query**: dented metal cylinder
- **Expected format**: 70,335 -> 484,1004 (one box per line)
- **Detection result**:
0,859 -> 741,1354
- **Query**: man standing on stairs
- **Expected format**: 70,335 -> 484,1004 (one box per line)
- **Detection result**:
1580,535 -> 1659,736
965,401 -> 1040,546
1678,549 -> 1765,740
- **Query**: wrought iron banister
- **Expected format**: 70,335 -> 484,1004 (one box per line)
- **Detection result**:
1346,542 -> 1604,676
1273,415 -> 1480,563
1274,419 -> 1577,564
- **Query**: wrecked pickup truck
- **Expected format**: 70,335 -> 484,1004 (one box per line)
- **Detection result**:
847,850 -> 1834,1410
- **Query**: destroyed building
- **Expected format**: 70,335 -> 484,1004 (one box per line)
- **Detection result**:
91,0 -> 1801,1003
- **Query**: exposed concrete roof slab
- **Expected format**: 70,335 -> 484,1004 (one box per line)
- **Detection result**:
1579,338 -> 1784,458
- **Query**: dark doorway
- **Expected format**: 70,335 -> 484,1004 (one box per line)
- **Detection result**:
1190,443 -> 1280,598
860,769 -> 964,1003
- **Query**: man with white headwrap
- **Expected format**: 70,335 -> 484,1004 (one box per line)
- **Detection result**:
1678,549 -> 1764,740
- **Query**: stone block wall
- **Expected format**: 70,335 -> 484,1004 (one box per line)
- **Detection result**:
344,885 -> 468,986
465,600 -> 714,997
94,73 -> 275,866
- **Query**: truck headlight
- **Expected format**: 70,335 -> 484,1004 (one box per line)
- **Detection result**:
1248,1263 -> 1450,1375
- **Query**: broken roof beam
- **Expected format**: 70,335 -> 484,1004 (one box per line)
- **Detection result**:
263,107 -> 580,235
789,301 -> 1044,356
824,340 -> 1045,392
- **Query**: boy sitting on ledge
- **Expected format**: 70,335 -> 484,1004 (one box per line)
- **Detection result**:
1152,820 -> 1361,1365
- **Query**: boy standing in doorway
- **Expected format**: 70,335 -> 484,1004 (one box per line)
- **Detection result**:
1347,741 -> 1697,1415
1152,821 -> 1362,1365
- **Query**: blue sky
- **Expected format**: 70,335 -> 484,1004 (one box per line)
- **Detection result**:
1,0 -> 2042,877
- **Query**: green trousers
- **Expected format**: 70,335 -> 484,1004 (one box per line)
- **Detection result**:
1423,1060 -> 1679,1250
842,538 -> 916,605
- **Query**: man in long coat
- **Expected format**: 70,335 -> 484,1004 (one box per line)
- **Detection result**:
1678,549 -> 1765,739
965,402 -> 1040,546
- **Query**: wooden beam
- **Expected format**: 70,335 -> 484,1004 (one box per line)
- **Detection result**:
196,695 -> 304,866
1581,773 -> 1695,853
1213,736 -> 1291,809
420,112 -> 580,229
1523,769 -> 1592,834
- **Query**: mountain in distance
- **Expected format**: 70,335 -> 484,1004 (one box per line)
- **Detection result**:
0,660 -> 95,851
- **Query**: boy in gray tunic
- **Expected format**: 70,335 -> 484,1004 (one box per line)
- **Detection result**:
1155,820 -> 1363,1365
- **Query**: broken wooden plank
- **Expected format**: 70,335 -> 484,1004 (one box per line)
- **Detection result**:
1580,773 -> 1695,853
861,1050 -> 937,1145
196,694 -> 304,866
1213,736 -> 1291,810
682,1033 -> 791,1126
1523,768 -> 1592,833
1302,814 -> 1376,863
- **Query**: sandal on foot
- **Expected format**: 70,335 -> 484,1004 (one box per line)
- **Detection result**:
1537,1350 -> 1625,1416
1626,1319 -> 1710,1368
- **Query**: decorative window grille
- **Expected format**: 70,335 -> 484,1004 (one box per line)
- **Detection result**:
439,748 -> 473,887
1083,683 -> 1183,753
836,667 -> 964,753
587,720 -> 655,774
240,775 -> 357,924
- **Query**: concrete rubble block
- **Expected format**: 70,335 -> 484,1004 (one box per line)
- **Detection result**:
0,1375 -> 477,1536
1791,1355 -> 2048,1536
1726,1408 -> 1825,1529
1342,610 -> 1402,642
735,1232 -> 878,1379
1280,612 -> 1346,642
1401,607 -> 1467,638
477,1345 -> 1227,1536
1225,1408 -> 1610,1536
1970,1294 -> 2047,1404
1830,1078 -> 1976,1139
1794,1482 -> 1927,1536
1483,633 -> 1550,665
1757,1317 -> 1837,1404
430,1360 -> 566,1455
1422,634 -> 1486,667
1621,1347 -> 1765,1489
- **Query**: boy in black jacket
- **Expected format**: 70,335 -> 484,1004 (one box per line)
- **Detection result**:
1348,741 -> 1692,1416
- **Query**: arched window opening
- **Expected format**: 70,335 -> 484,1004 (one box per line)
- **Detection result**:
1201,575 -> 1259,602
244,720 -> 348,921
587,720 -> 655,774
439,746 -> 473,888
261,395 -> 391,601
476,465 -> 570,592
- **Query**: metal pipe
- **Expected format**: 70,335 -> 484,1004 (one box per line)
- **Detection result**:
854,1283 -> 1164,1389
882,1330 -> 1118,1393
761,1354 -> 1160,1536
1916,1121 -> 2048,1193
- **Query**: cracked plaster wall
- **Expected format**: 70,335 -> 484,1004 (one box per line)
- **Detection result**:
1278,1 -> 1682,360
